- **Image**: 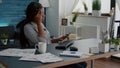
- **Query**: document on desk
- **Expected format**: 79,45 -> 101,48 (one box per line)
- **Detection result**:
0,48 -> 35,57
35,53 -> 63,63
19,54 -> 38,61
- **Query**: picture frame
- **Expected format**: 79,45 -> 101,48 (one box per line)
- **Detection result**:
61,18 -> 67,26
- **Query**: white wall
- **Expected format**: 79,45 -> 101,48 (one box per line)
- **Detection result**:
46,0 -> 59,37
46,0 -> 75,37
46,0 -> 109,37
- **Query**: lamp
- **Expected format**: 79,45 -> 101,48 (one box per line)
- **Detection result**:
39,0 -> 50,7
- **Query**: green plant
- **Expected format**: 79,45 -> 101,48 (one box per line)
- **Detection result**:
82,1 -> 88,11
0,34 -> 9,39
111,38 -> 120,46
92,0 -> 101,10
72,12 -> 79,22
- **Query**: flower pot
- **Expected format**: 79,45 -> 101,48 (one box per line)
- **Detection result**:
84,11 -> 88,15
99,43 -> 109,53
1,39 -> 8,45
114,45 -> 120,51
92,10 -> 101,16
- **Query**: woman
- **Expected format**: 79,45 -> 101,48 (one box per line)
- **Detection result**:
16,2 -> 87,68
16,2 -> 68,48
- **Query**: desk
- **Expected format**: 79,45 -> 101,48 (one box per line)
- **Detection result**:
35,50 -> 120,68
0,43 -> 80,68
0,40 -> 120,68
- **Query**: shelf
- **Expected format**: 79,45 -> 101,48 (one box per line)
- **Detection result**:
78,14 -> 110,18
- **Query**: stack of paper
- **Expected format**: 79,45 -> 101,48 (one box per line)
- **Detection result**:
60,51 -> 83,57
0,48 -> 35,57
35,53 -> 63,63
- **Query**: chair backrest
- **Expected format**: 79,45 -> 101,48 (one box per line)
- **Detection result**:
0,61 -> 8,68
0,26 -> 15,39
78,24 -> 101,39
61,23 -> 101,39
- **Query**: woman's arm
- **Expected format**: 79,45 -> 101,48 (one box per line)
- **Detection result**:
51,35 -> 69,43
37,23 -> 45,38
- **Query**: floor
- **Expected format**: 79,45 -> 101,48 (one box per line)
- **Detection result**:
87,57 -> 120,68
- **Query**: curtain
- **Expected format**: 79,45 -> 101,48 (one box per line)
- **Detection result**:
116,0 -> 120,10
63,0 -> 79,17
115,0 -> 120,20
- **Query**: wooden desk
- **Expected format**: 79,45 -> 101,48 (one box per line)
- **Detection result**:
35,50 -> 120,68
0,39 -> 120,68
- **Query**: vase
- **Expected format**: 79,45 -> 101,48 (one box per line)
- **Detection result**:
114,45 -> 120,51
1,39 -> 8,45
99,43 -> 109,53
92,10 -> 101,16
84,11 -> 88,15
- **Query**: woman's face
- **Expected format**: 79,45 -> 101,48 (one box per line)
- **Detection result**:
40,8 -> 45,21
35,8 -> 45,23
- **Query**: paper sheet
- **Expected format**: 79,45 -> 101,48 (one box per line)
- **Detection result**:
19,54 -> 38,61
0,48 -> 35,57
35,53 -> 63,63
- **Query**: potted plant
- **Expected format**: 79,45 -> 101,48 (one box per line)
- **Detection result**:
99,39 -> 110,53
82,1 -> 88,15
111,38 -> 120,51
92,0 -> 101,16
99,31 -> 110,53
70,12 -> 79,25
0,34 -> 9,45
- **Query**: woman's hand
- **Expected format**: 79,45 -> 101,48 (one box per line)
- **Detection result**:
58,35 -> 69,41
51,35 -> 69,43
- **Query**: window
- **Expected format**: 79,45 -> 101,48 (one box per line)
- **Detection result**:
115,0 -> 120,20
73,0 -> 111,14
114,0 -> 120,38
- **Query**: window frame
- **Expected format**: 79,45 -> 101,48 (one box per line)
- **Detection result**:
72,0 -> 114,16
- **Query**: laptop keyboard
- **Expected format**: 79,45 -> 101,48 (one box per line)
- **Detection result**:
55,40 -> 74,50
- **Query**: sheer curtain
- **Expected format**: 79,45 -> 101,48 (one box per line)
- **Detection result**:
62,0 -> 79,17
115,0 -> 120,20
114,0 -> 120,38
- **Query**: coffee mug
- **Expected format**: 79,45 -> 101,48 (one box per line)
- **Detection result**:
35,42 -> 47,54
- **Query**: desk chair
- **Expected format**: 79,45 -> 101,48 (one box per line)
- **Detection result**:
0,26 -> 15,39
0,61 -> 8,68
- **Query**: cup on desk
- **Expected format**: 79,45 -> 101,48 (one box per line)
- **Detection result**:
35,42 -> 47,54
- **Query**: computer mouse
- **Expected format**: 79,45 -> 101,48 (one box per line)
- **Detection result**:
70,46 -> 78,51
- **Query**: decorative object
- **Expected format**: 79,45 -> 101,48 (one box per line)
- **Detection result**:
61,18 -> 68,26
99,31 -> 110,53
99,42 -> 109,53
0,34 -> 9,45
82,1 -> 88,15
39,0 -> 50,7
70,12 -> 79,25
89,47 -> 99,54
92,0 -> 101,16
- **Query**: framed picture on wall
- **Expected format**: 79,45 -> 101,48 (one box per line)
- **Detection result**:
61,18 -> 67,26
